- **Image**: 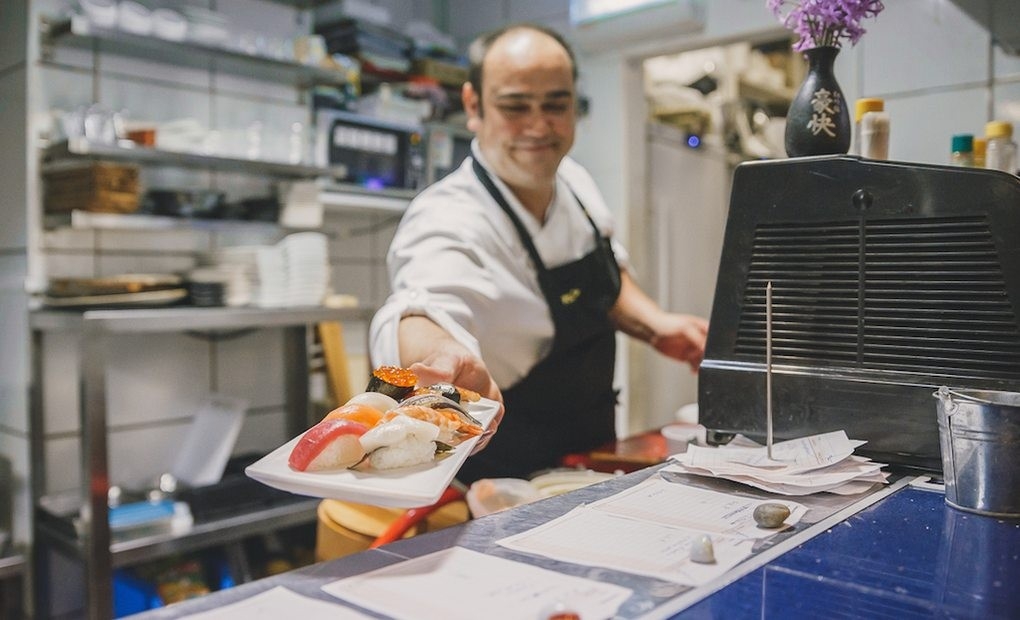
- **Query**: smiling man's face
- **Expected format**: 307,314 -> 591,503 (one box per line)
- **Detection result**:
465,28 -> 576,193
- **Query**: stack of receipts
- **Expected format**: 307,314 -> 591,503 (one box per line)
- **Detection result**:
663,430 -> 888,495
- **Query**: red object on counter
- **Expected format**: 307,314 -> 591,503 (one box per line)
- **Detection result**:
369,485 -> 466,548
561,429 -> 669,474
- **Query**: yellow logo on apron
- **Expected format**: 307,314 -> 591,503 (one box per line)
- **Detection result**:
560,288 -> 581,305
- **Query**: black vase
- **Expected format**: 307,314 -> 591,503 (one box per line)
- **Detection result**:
784,46 -> 851,157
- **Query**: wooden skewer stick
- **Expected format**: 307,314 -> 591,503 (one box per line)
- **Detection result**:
766,281 -> 774,460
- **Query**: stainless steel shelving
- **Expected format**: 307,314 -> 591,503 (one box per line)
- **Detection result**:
43,210 -> 306,233
41,16 -> 351,89
29,305 -> 373,619
36,498 -> 319,569
43,138 -> 347,180
0,552 -> 25,582
318,184 -> 416,214
0,552 -> 24,618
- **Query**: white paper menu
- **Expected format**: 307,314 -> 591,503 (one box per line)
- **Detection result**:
322,546 -> 633,620
495,476 -> 806,586
181,587 -> 372,620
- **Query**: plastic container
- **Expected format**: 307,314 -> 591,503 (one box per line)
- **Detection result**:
859,109 -> 890,159
973,136 -> 987,168
466,478 -> 540,517
853,98 -> 885,157
950,134 -> 974,167
985,120 -> 1017,174
661,423 -> 706,455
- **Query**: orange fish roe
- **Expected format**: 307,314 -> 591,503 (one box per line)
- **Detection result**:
366,365 -> 418,400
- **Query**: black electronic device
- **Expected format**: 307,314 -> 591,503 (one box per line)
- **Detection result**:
314,109 -> 425,191
699,156 -> 1020,471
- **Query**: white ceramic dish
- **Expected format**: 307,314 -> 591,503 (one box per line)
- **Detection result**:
117,0 -> 152,36
529,469 -> 617,497
246,397 -> 501,508
42,288 -> 187,308
151,8 -> 187,42
79,0 -> 118,28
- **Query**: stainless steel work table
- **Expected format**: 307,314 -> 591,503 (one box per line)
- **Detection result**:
122,464 -> 994,619
29,305 -> 374,619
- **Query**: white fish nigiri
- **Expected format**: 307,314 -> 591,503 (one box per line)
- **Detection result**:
359,414 -> 441,470
344,391 -> 400,414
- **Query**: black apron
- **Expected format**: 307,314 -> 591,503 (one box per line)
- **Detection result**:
457,158 -> 622,483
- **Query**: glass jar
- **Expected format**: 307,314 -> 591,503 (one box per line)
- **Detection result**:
973,137 -> 987,168
985,121 -> 1017,174
853,98 -> 884,157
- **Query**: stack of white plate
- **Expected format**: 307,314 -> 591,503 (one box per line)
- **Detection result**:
281,232 -> 330,307
254,245 -> 288,308
211,246 -> 263,307
188,264 -> 252,307
209,234 -> 330,308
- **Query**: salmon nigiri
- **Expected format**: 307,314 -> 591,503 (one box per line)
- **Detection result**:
323,402 -> 384,428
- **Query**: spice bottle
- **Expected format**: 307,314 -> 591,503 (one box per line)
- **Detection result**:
973,137 -> 987,169
950,134 -> 974,167
985,121 -> 1017,174
859,110 -> 890,159
853,98 -> 885,156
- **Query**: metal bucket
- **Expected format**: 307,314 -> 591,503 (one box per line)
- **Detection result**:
934,387 -> 1020,518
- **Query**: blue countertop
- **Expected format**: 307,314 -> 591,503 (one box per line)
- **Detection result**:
673,484 -> 1020,619
132,474 -> 1020,619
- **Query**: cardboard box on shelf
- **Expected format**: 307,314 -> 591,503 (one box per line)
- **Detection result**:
44,163 -> 140,214
412,58 -> 468,87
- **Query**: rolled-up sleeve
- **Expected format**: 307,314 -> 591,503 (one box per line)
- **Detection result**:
369,201 -> 502,368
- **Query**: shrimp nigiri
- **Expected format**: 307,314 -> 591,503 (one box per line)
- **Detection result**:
381,405 -> 483,445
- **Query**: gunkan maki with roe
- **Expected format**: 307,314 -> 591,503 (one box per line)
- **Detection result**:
366,365 -> 418,400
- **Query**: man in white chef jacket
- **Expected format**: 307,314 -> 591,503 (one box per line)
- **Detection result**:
369,23 -> 707,483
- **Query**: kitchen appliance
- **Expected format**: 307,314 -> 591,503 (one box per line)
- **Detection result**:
699,156 -> 1020,472
425,121 -> 473,184
315,109 -> 425,191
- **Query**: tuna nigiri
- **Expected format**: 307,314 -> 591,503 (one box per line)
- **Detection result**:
288,419 -> 368,472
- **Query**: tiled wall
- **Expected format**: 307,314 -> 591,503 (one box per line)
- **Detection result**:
0,0 -> 412,546
851,0 -> 1020,164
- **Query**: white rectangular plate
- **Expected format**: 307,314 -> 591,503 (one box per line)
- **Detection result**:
245,397 -> 500,508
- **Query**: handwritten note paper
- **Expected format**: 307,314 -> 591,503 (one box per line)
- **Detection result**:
669,431 -> 888,496
498,504 -> 755,585
322,547 -> 632,620
588,476 -> 806,539
495,476 -> 809,586
683,430 -> 859,473
181,587 -> 372,620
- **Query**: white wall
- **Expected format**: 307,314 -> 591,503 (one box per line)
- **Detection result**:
0,0 -> 401,548
565,0 -> 1020,432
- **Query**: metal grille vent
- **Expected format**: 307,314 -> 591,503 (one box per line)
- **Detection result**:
734,221 -> 860,363
733,216 -> 1020,380
862,217 -> 1020,378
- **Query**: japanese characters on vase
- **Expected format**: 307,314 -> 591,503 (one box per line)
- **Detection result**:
766,0 -> 884,158
784,45 -> 850,158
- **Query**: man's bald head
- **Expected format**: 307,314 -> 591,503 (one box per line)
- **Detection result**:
467,24 -> 578,113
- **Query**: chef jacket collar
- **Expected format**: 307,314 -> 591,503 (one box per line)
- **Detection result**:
470,139 -> 565,230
